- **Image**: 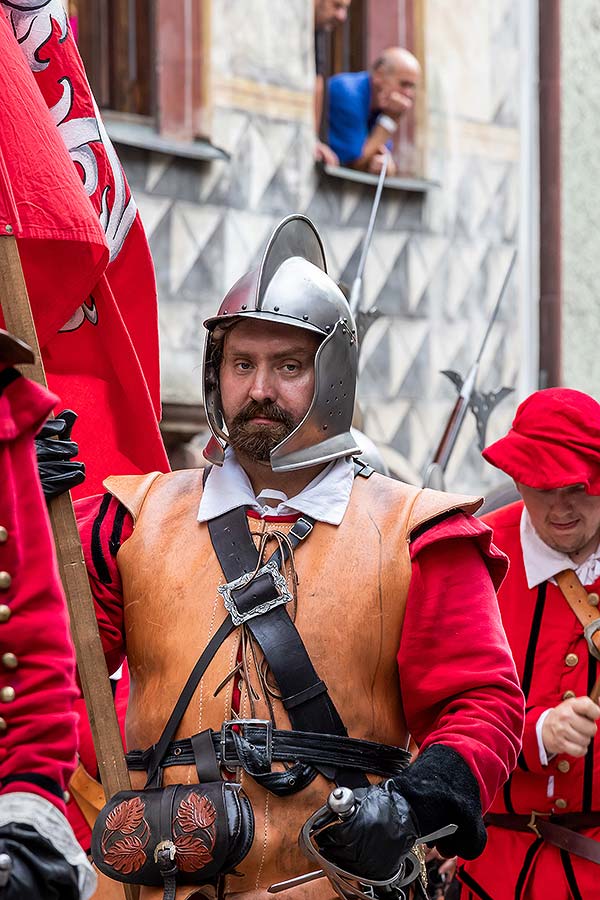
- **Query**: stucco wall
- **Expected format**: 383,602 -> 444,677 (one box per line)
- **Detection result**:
120,0 -> 533,494
561,0 -> 600,394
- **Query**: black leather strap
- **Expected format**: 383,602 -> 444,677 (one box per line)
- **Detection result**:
127,727 -> 410,780
191,729 -> 221,783
145,509 -> 314,789
208,506 -> 369,790
145,616 -> 235,788
146,495 -> 377,793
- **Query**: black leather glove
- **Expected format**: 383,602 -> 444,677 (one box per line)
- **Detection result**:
0,823 -> 79,900
394,744 -> 486,860
316,779 -> 419,881
35,410 -> 85,500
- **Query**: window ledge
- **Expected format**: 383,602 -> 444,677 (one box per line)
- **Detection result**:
322,164 -> 437,192
103,114 -> 229,162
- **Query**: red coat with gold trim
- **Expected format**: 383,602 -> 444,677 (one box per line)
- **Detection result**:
0,365 -> 78,814
459,501 -> 600,900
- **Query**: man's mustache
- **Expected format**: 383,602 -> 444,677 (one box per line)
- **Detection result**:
234,401 -> 294,427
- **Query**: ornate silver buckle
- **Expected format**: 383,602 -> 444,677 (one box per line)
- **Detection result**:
220,718 -> 272,768
218,558 -> 292,626
153,839 -> 176,864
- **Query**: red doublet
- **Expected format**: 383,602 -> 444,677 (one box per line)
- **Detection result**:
76,489 -> 523,822
0,368 -> 78,815
459,501 -> 600,899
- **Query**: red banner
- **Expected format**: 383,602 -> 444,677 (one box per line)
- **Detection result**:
0,2 -> 169,496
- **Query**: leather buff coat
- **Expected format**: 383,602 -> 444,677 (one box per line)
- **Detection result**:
78,468 -> 523,900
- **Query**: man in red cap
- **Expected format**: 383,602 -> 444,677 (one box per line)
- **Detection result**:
458,387 -> 600,899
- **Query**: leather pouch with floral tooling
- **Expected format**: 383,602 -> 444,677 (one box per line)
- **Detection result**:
91,782 -> 254,888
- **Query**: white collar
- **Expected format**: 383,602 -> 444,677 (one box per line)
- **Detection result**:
198,447 -> 355,525
520,507 -> 600,588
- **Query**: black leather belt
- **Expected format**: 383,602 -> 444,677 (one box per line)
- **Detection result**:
127,723 -> 410,780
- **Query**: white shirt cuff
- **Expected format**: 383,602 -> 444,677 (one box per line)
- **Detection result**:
0,792 -> 96,899
536,708 -> 555,766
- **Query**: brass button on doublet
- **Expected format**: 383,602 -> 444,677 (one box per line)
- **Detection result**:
555,798 -> 568,809
1,653 -> 17,670
0,718 -> 7,733
0,606 -> 11,623
588,592 -> 600,607
563,690 -> 576,700
565,653 -> 579,667
0,527 -> 7,544
0,687 -> 15,703
0,572 -> 11,591
557,760 -> 570,773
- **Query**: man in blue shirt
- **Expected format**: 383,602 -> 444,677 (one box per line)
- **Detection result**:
328,47 -> 421,175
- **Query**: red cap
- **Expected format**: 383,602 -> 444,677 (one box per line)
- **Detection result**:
482,388 -> 600,494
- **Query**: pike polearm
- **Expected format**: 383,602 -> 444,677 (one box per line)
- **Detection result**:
423,252 -> 517,490
349,151 -> 389,316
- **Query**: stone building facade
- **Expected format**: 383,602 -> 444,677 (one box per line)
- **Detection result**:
561,0 -> 600,395
110,0 -> 538,494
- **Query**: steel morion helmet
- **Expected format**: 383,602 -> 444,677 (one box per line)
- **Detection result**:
202,214 -> 360,471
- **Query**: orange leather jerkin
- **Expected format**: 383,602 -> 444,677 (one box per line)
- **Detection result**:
105,468 -> 480,900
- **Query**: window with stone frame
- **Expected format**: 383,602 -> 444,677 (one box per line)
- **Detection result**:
70,0 -> 211,142
319,0 -> 425,177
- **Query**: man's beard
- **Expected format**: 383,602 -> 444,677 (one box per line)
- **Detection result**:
227,400 -> 296,462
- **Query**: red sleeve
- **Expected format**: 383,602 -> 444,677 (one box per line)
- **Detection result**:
399,513 -> 525,811
75,493 -> 133,677
0,374 -> 78,815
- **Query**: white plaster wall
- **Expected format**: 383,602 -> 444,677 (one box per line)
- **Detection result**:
561,0 -> 600,394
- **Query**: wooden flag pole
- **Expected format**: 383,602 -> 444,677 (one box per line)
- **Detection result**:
0,233 -> 138,900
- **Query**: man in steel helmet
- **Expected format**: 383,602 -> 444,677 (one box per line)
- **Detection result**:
76,216 -> 523,899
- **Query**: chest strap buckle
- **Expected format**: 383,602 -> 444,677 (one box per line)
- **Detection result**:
218,558 -> 293,626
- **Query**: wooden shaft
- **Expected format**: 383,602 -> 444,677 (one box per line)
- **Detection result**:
431,396 -> 469,472
590,677 -> 600,706
0,234 -> 137,900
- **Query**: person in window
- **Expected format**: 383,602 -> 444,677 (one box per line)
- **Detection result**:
314,0 -> 351,166
459,389 -> 600,899
328,46 -> 421,175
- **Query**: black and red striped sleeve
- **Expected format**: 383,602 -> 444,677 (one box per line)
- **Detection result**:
75,493 -> 133,676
